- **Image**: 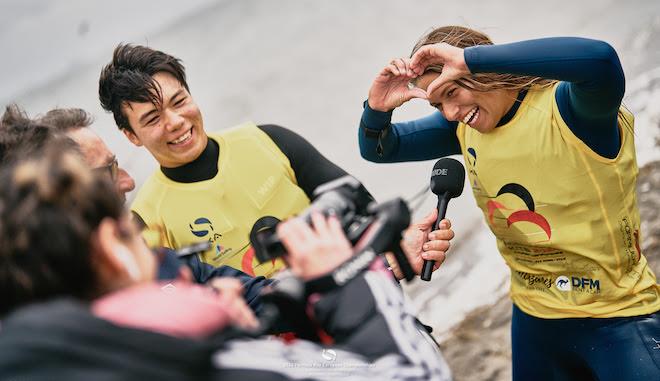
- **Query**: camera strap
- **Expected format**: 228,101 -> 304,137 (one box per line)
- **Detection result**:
305,248 -> 378,294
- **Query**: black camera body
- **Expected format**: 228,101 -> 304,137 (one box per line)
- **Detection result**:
250,176 -> 373,263
249,176 -> 415,281
250,176 -> 416,338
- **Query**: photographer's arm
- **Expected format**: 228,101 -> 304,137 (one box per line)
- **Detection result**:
183,255 -> 272,312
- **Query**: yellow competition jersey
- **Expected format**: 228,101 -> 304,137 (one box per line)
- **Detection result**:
457,84 -> 659,318
132,122 -> 310,278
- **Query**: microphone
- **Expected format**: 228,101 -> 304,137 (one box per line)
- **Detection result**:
421,158 -> 465,281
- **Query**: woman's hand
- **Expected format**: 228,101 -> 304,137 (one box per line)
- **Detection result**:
387,209 -> 454,280
410,43 -> 471,95
367,57 -> 427,112
277,212 -> 353,280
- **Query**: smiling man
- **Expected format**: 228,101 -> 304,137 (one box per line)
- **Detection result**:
98,44 -> 358,278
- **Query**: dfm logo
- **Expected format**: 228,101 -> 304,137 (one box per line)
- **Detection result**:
571,277 -> 600,292
555,276 -> 571,291
486,183 -> 552,242
555,275 -> 600,293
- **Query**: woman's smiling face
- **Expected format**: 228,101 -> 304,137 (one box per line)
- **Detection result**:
416,72 -> 517,133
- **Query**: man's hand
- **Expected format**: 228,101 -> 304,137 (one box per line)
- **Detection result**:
277,212 -> 353,280
387,209 -> 454,280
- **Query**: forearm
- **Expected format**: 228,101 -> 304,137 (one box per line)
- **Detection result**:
183,255 -> 272,312
465,37 -> 625,115
359,103 -> 461,162
466,37 -> 625,157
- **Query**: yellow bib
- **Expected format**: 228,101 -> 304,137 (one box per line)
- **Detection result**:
457,84 -> 659,318
132,122 -> 310,278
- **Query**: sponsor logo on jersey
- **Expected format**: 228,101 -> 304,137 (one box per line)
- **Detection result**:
555,276 -> 571,291
555,275 -> 600,293
486,183 -> 552,242
189,217 -> 224,257
517,271 -> 552,289
571,276 -> 601,293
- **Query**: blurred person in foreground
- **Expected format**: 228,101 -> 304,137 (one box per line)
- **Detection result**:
0,147 -> 452,381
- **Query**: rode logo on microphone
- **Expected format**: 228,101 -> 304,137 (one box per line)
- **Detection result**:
432,168 -> 448,176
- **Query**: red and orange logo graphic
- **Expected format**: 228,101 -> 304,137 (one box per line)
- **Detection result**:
486,183 -> 552,242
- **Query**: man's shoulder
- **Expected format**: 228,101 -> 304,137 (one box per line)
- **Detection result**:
209,122 -> 289,161
131,170 -> 170,216
207,121 -> 260,141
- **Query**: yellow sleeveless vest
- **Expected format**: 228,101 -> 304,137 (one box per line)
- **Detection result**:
132,122 -> 310,278
457,84 -> 659,318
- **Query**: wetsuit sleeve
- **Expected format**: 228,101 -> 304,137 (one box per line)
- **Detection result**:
257,124 -> 357,199
181,254 -> 272,312
358,103 -> 461,163
465,37 -> 625,158
210,271 -> 452,380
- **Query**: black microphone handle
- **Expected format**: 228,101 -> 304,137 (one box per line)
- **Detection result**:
421,191 -> 449,281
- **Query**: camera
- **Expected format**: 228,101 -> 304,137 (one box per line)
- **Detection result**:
250,176 -> 371,262
249,176 -> 415,281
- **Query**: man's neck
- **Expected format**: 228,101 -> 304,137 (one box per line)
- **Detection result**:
160,138 -> 219,183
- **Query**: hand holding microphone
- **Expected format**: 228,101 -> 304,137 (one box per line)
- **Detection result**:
421,158 -> 465,281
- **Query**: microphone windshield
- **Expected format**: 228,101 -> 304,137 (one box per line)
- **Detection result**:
430,158 -> 465,198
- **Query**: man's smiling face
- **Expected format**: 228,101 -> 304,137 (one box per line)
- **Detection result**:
121,72 -> 207,168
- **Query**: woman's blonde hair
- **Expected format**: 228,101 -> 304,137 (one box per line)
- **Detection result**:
411,26 -> 555,92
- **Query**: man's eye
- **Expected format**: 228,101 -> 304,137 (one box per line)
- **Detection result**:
146,116 -> 159,125
174,97 -> 186,106
447,88 -> 456,97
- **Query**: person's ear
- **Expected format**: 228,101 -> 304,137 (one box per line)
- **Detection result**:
92,217 -> 141,283
122,128 -> 143,147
